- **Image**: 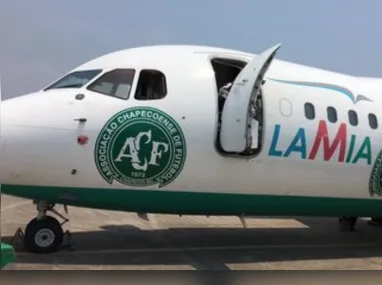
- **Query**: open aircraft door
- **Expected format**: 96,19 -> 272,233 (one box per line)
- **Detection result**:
219,44 -> 281,153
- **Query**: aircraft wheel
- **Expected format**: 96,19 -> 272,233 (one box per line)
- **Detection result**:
338,217 -> 357,232
24,216 -> 64,254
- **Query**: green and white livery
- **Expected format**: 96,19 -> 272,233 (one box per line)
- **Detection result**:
95,106 -> 187,188
2,43 -> 382,254
369,150 -> 382,197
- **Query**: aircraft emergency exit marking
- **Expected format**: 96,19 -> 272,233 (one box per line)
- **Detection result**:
268,120 -> 372,165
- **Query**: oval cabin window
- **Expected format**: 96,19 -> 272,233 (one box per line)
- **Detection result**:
369,113 -> 378,129
327,106 -> 337,123
304,102 -> 315,120
348,110 -> 358,126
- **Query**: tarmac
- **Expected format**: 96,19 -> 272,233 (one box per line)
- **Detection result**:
2,194 -> 382,270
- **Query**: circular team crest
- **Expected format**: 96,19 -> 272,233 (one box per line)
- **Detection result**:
94,107 -> 187,188
369,149 -> 382,197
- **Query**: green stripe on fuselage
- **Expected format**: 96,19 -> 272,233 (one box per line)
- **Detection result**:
2,184 -> 382,217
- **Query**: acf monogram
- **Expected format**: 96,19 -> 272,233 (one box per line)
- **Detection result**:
95,107 -> 187,188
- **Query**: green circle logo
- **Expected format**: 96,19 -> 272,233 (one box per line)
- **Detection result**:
94,107 -> 187,188
369,149 -> 382,197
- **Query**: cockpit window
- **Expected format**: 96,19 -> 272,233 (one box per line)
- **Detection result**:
87,69 -> 135,100
134,70 -> 167,100
44,69 -> 102,90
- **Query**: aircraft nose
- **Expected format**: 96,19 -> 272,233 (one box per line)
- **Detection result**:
0,95 -> 46,185
0,98 -> 26,183
2,93 -> 45,125
0,92 -> 80,188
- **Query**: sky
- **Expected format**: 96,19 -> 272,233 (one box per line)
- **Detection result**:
1,0 -> 382,99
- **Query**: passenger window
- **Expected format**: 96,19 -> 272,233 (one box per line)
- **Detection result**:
369,113 -> 378,129
304,102 -> 315,120
327,106 -> 337,123
348,110 -> 358,126
87,69 -> 135,99
135,70 -> 167,100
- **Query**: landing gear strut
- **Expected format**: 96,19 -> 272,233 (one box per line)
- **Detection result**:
11,201 -> 71,254
338,217 -> 357,232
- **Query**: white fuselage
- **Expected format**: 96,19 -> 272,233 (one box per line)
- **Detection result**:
1,45 -> 382,217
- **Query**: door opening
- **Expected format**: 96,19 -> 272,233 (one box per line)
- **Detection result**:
210,57 -> 263,157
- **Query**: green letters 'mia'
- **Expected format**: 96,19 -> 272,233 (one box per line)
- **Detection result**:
369,149 -> 382,197
95,107 -> 187,188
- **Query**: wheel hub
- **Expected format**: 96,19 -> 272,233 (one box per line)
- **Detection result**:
34,229 -> 55,248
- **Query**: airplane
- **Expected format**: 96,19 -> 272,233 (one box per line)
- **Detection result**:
1,43 -> 382,254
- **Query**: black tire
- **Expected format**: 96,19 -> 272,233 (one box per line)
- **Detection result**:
338,217 -> 356,232
24,216 -> 64,254
371,218 -> 382,225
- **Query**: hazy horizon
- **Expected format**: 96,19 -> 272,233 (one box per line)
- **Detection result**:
1,0 -> 382,99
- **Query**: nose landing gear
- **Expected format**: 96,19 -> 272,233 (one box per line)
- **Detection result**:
11,201 -> 71,254
24,216 -> 64,253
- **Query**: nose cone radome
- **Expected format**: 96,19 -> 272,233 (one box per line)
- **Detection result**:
1,90 -> 81,187
0,96 -> 32,184
1,92 -> 49,127
0,92 -> 59,185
